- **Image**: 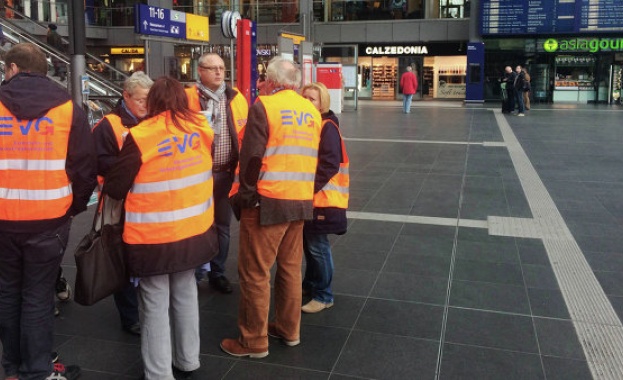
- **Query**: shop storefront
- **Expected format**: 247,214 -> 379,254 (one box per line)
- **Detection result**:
345,43 -> 467,100
484,36 -> 623,104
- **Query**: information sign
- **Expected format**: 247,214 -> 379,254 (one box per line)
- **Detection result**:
135,4 -> 186,39
481,0 -> 623,35
186,13 -> 209,42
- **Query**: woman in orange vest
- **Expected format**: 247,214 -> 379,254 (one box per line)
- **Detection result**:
102,77 -> 218,380
300,82 -> 349,313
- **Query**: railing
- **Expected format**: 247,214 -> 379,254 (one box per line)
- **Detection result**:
3,4 -> 129,87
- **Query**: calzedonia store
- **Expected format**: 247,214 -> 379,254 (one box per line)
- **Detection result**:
322,42 -> 467,100
483,36 -> 623,104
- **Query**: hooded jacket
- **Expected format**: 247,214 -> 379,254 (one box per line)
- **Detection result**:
0,73 -> 97,233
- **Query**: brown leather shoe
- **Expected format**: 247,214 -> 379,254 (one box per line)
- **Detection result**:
267,323 -> 300,346
220,338 -> 268,358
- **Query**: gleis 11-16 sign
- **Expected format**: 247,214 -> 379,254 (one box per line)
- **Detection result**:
135,4 -> 209,42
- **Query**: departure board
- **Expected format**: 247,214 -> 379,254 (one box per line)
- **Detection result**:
481,0 -> 623,35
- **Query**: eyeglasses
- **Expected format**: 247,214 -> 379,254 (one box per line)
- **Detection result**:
199,65 -> 225,72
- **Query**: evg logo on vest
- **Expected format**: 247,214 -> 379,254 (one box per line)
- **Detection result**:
0,116 -> 55,136
157,132 -> 200,157
280,110 -> 316,128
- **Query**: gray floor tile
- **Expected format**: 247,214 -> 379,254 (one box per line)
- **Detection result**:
439,343 -> 544,380
444,308 -> 539,353
391,234 -> 455,257
371,272 -> 449,305
453,259 -> 524,286
450,280 -> 530,314
334,330 -> 438,379
517,240 -> 550,266
522,264 -> 560,290
455,239 -> 520,264
534,318 -> 586,360
541,356 -> 593,380
384,253 -> 451,278
332,268 -> 377,297
583,251 -> 623,272
301,296 -> 366,329
593,270 -> 623,297
355,299 -> 444,340
224,361 -> 328,379
527,288 -> 571,319
332,248 -> 388,272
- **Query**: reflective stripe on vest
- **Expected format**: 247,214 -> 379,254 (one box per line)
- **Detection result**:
254,90 -> 321,201
0,100 -> 74,221
123,111 -> 215,245
185,86 -> 248,134
314,120 -> 350,209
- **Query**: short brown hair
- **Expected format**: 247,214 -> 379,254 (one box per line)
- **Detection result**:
5,43 -> 48,75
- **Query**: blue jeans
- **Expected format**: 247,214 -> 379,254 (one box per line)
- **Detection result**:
113,281 -> 139,328
515,90 -> 525,113
402,94 -> 414,113
196,170 -> 233,281
0,220 -> 71,380
302,231 -> 334,304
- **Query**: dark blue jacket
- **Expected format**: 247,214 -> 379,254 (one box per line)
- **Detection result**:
304,110 -> 347,235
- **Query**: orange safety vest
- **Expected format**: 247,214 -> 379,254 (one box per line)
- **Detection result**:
0,100 -> 74,221
314,119 -> 349,209
185,86 -> 248,133
253,90 -> 321,201
123,111 -> 215,245
93,113 -> 130,191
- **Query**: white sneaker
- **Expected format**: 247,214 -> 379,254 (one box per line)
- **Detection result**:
301,299 -> 334,314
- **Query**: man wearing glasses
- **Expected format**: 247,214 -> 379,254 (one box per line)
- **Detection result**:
186,53 -> 248,294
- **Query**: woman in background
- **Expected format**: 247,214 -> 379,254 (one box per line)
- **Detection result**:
299,82 -> 349,313
103,77 -> 218,380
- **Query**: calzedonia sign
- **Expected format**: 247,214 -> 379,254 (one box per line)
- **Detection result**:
358,42 -> 464,56
542,37 -> 623,53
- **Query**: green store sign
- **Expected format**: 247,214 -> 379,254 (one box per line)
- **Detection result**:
543,37 -> 623,53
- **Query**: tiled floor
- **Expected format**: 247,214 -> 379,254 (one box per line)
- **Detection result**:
3,100 -> 623,379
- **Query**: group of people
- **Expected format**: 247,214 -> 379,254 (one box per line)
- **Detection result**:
0,42 -> 349,380
501,64 -> 531,116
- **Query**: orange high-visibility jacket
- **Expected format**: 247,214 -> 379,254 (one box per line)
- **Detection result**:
0,100 -> 73,221
314,119 -> 349,209
255,90 -> 321,201
185,86 -> 248,133
123,111 -> 215,245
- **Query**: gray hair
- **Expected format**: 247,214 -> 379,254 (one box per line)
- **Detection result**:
124,71 -> 153,95
266,57 -> 301,89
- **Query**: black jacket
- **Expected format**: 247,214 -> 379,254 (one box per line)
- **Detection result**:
0,73 -> 97,233
92,99 -> 143,177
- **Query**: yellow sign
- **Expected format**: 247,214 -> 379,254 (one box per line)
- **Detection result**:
186,13 -> 209,42
111,47 -> 145,55
280,33 -> 305,45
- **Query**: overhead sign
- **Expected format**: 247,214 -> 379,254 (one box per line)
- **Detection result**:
541,37 -> 623,53
135,4 -> 186,39
111,47 -> 145,55
280,32 -> 305,45
186,13 -> 209,41
481,0 -> 623,36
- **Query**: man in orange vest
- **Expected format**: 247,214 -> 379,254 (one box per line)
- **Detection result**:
0,43 -> 97,380
185,52 -> 248,294
220,57 -> 322,358
92,71 -> 153,336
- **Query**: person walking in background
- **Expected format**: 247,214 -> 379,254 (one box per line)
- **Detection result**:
0,43 -> 97,380
300,82 -> 349,314
46,24 -> 65,81
186,52 -> 248,294
501,66 -> 515,114
514,65 -> 526,116
92,71 -> 153,336
399,66 -> 418,114
221,57 -> 322,358
103,77 -> 219,380
522,67 -> 531,111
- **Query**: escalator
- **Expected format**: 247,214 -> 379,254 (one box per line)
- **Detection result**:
0,10 -> 130,126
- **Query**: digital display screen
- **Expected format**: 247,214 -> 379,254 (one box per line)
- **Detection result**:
481,0 -> 623,35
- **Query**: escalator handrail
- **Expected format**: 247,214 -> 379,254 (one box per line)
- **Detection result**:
1,6 -> 129,83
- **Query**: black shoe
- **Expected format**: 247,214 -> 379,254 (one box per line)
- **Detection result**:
209,276 -> 232,294
123,322 -> 141,336
56,277 -> 71,302
172,366 -> 194,379
51,351 -> 59,363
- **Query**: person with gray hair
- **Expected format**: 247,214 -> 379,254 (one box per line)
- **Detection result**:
91,70 -> 154,336
221,57 -> 322,358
